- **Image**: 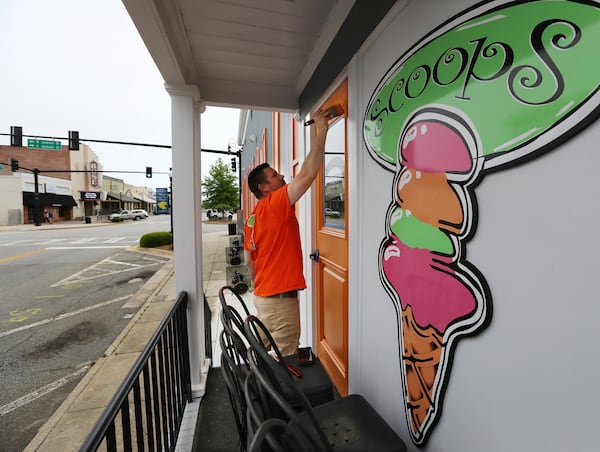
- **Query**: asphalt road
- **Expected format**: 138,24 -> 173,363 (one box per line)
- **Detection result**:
0,217 -> 172,452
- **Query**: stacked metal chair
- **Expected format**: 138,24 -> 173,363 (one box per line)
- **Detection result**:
244,314 -> 408,452
244,373 -> 324,452
218,285 -> 336,451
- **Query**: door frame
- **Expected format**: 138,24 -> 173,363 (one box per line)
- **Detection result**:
312,79 -> 350,395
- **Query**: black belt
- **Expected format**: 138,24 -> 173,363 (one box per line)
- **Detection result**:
266,290 -> 298,299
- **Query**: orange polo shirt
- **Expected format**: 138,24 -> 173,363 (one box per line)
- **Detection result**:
244,185 -> 306,297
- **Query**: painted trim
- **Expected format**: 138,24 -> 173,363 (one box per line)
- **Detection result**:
272,113 -> 280,172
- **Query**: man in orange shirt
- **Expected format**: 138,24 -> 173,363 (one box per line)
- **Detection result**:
244,109 -> 331,356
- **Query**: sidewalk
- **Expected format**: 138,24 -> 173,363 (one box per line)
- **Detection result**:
0,218 -> 114,232
202,230 -> 256,369
18,222 -> 249,451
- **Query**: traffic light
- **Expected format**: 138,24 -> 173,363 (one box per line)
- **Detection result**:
10,126 -> 22,147
68,130 -> 79,150
146,166 -> 152,178
10,158 -> 19,172
231,157 -> 236,172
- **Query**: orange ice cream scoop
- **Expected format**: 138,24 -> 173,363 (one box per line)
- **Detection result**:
396,167 -> 464,235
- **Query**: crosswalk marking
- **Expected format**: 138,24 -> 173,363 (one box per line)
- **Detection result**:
69,238 -> 96,244
103,237 -> 129,243
47,246 -> 130,249
0,237 -> 138,247
0,240 -> 34,245
33,238 -> 68,245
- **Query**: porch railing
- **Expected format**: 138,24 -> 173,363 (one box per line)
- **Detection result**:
80,291 -> 192,451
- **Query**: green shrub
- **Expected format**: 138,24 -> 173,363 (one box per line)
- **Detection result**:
111,217 -> 123,222
140,231 -> 173,248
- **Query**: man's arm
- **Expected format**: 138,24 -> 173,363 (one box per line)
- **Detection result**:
287,109 -> 330,206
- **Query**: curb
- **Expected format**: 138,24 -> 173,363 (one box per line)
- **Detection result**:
0,222 -> 116,232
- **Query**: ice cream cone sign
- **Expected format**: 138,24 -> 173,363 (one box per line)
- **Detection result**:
363,0 -> 600,445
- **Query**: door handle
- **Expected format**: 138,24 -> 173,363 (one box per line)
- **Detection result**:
309,249 -> 319,263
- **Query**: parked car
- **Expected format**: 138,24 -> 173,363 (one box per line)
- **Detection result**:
207,209 -> 234,221
132,209 -> 149,219
325,207 -> 341,218
109,209 -> 148,221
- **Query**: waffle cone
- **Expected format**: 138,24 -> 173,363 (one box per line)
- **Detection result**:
401,305 -> 443,436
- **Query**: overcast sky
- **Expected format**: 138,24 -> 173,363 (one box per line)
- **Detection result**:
0,0 -> 240,190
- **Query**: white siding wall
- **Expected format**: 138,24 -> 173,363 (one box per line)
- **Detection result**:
347,0 -> 600,450
0,175 -> 24,225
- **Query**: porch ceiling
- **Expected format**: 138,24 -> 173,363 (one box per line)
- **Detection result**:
122,0 -> 348,112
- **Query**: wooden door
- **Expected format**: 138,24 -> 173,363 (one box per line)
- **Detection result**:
313,80 -> 349,395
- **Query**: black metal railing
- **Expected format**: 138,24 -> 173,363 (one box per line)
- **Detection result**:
80,291 -> 192,451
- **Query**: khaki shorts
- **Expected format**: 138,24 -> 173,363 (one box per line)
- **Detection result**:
253,293 -> 300,357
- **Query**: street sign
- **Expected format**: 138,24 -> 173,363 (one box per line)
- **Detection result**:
155,187 -> 170,214
27,138 -> 62,150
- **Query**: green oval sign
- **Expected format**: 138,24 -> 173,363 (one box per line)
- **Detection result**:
364,0 -> 600,170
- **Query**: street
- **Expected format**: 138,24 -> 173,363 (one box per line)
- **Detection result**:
0,216 -> 172,451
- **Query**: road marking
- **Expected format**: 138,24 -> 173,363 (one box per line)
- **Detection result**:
0,248 -> 47,264
0,240 -> 35,246
2,308 -> 43,323
0,237 -> 137,247
0,366 -> 90,416
0,295 -> 131,338
51,255 -> 166,287
103,237 -> 130,243
69,238 -> 96,244
33,238 -> 68,245
103,258 -> 139,268
47,246 -> 130,249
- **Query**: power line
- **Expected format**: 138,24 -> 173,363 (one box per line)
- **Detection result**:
1,132 -> 240,154
0,132 -> 170,149
0,164 -> 169,175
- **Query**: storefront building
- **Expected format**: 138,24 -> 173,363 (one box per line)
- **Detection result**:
0,142 -> 152,224
0,144 -> 78,224
125,1 -> 600,449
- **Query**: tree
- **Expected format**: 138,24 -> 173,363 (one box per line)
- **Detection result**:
202,158 -> 238,218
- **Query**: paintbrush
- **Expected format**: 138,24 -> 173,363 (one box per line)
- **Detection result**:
304,104 -> 344,126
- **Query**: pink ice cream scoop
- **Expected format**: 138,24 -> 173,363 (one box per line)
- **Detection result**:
401,120 -> 473,175
382,236 -> 476,333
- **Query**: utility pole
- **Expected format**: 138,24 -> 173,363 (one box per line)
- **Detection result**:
33,169 -> 41,226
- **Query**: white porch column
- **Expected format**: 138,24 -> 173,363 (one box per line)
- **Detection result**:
165,84 -> 207,396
